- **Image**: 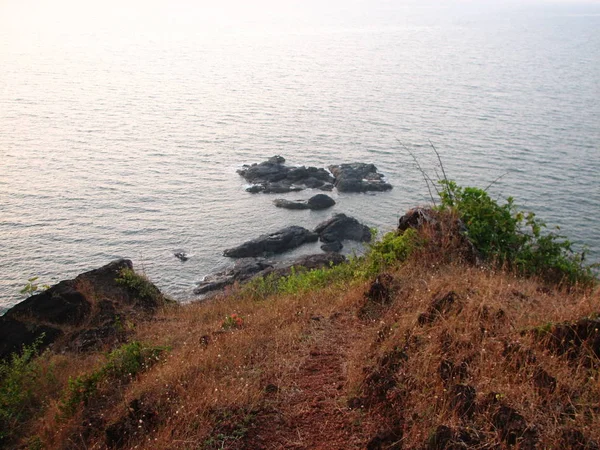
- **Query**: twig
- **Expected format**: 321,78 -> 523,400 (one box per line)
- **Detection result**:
397,139 -> 437,205
429,139 -> 452,202
483,172 -> 509,193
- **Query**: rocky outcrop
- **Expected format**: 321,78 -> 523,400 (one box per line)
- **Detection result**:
314,214 -> 372,252
195,253 -> 346,295
328,163 -> 392,193
0,259 -> 166,359
273,194 -> 336,211
238,156 -> 335,193
223,226 -> 319,258
397,207 -> 437,232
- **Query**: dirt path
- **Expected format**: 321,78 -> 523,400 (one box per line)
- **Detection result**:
244,311 -> 376,449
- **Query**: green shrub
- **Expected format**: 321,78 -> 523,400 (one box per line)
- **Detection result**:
438,180 -> 595,285
365,228 -> 421,274
60,341 -> 168,417
116,268 -> 163,303
0,336 -> 48,444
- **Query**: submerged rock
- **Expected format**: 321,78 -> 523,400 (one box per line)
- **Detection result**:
195,253 -> 346,295
273,194 -> 336,211
238,156 -> 335,194
328,163 -> 392,193
223,226 -> 319,258
321,241 -> 344,253
314,213 -> 372,244
0,259 -> 166,359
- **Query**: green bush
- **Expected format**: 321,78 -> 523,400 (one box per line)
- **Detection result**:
60,341 -> 168,417
0,337 -> 48,444
438,180 -> 595,285
116,268 -> 163,303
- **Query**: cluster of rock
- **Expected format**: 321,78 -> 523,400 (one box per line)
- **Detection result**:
238,156 -> 392,194
0,259 -> 166,360
194,214 -> 371,295
194,253 -> 346,295
222,213 -> 371,259
238,156 -> 335,193
329,163 -> 393,193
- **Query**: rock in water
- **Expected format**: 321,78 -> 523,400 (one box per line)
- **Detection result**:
223,226 -> 319,258
314,213 -> 372,244
321,240 -> 344,253
238,156 -> 335,193
273,194 -> 336,211
306,194 -> 336,210
328,163 -> 393,192
195,253 -> 347,295
174,252 -> 189,262
0,259 -> 166,359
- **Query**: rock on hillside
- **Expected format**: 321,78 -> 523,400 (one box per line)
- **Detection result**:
0,259 -> 166,359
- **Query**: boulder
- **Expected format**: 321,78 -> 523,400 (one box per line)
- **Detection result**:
273,194 -> 335,211
0,259 -> 166,360
238,156 -> 335,194
195,253 -> 347,295
321,241 -> 343,253
328,163 -> 392,193
307,194 -> 336,210
223,226 -> 319,258
314,213 -> 372,244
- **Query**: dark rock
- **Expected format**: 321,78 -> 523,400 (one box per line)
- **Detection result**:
449,384 -> 477,418
365,273 -> 394,305
273,199 -> 310,210
174,252 -> 188,262
194,258 -> 273,295
367,429 -> 403,450
273,194 -> 335,211
418,291 -> 459,325
306,194 -> 336,210
195,253 -> 347,295
329,163 -> 392,193
321,241 -> 343,253
491,405 -> 537,448
223,226 -> 319,258
560,428 -> 599,450
398,207 -> 437,232
426,425 -> 453,450
0,259 -> 165,360
534,317 -> 600,364
314,213 -> 371,244
238,156 -> 335,193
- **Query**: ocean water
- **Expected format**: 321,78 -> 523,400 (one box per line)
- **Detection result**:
1,1 -> 599,311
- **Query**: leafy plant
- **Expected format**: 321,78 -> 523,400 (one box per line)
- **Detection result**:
438,180 -> 595,285
116,268 -> 163,303
0,336 -> 49,444
221,314 -> 244,330
60,341 -> 168,417
19,277 -> 50,296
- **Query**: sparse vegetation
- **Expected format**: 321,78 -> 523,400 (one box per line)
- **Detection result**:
2,183 -> 598,449
116,267 -> 164,303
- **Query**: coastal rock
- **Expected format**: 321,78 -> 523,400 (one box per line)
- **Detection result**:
238,156 -> 335,193
195,253 -> 347,295
0,259 -> 166,359
328,163 -> 392,193
273,194 -> 336,211
314,213 -> 372,244
397,207 -> 437,232
223,226 -> 319,258
321,240 -> 344,253
194,258 -> 273,295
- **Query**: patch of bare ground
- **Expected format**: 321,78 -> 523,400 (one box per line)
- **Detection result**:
245,311 -> 376,449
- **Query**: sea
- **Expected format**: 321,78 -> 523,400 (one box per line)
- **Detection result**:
1,0 -> 599,312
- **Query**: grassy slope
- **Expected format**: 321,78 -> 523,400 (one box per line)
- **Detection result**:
11,251 -> 598,449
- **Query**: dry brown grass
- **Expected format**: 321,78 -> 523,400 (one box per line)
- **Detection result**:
11,250 -> 600,449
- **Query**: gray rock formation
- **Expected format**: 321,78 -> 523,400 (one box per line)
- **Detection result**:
223,226 -> 319,258
273,194 -> 336,211
328,163 -> 392,193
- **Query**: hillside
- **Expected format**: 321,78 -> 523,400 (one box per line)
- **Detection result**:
1,188 -> 598,449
